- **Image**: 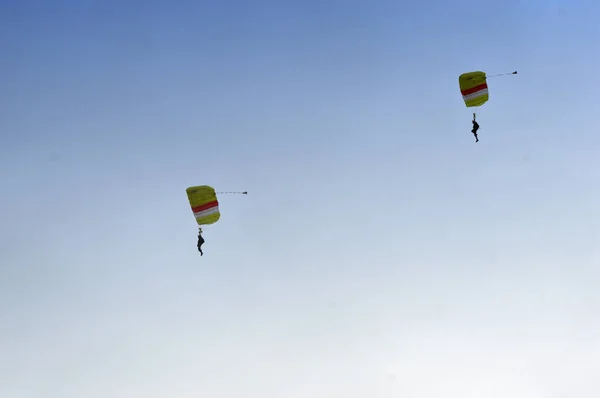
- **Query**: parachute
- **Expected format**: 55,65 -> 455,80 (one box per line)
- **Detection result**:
459,71 -> 489,108
186,185 -> 220,226
185,185 -> 247,256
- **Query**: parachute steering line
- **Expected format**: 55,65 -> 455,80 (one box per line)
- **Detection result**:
486,71 -> 518,78
459,70 -> 517,143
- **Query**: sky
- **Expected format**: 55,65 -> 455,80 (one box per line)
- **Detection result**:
1,0 -> 600,397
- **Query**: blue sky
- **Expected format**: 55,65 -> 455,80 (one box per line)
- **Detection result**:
1,0 -> 599,396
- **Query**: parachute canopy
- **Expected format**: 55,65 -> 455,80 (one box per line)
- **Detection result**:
459,71 -> 488,108
186,185 -> 220,226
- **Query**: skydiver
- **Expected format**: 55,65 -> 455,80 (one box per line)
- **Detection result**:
197,228 -> 205,256
471,115 -> 480,143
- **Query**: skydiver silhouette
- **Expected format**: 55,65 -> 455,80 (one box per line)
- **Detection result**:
197,229 -> 205,255
471,115 -> 480,143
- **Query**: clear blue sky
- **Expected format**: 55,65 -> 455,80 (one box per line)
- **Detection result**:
1,0 -> 599,396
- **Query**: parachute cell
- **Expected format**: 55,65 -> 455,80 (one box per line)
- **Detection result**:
186,185 -> 220,226
459,71 -> 488,108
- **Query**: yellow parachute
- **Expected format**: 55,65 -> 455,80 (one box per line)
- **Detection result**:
458,70 -> 517,111
459,71 -> 489,108
185,185 -> 247,256
186,185 -> 221,226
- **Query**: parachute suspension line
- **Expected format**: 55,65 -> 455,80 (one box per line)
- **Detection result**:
216,191 -> 248,195
487,71 -> 518,78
